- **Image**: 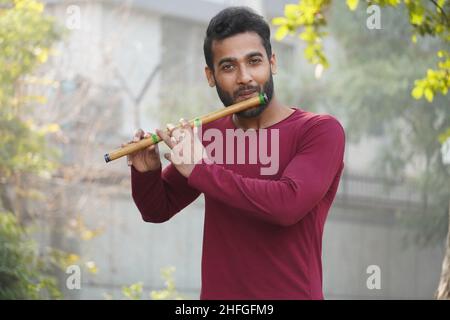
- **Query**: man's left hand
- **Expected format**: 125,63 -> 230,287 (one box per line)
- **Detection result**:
156,119 -> 207,178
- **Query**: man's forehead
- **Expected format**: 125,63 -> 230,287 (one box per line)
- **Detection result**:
211,32 -> 266,62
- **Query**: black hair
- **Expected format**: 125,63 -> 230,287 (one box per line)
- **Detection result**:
203,7 -> 272,70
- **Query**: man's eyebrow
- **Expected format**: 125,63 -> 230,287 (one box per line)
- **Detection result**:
217,52 -> 265,67
246,51 -> 264,59
218,57 -> 237,67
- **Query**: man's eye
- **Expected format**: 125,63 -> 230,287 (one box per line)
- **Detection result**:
249,58 -> 262,64
222,65 -> 234,71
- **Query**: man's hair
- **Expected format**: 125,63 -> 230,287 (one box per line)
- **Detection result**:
203,7 -> 272,70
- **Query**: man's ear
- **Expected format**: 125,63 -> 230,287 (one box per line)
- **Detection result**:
270,53 -> 277,75
205,66 -> 216,87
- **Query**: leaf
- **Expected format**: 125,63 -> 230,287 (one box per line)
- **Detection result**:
85,261 -> 98,274
411,86 -> 423,99
272,17 -> 288,26
275,25 -> 289,41
346,0 -> 359,11
284,4 -> 300,20
424,88 -> 434,102
438,128 -> 450,144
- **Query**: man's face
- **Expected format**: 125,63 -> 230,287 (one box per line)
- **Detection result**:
205,32 -> 276,118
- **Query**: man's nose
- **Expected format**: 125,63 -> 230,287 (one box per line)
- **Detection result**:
236,66 -> 253,85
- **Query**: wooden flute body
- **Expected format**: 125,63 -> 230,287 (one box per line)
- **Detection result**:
104,93 -> 268,163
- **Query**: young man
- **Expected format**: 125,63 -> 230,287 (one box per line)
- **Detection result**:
128,7 -> 345,299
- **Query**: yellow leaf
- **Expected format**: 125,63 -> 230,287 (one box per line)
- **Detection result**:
272,17 -> 288,26
46,123 -> 60,133
37,50 -> 48,63
346,0 -> 359,11
85,261 -> 98,274
284,4 -> 300,19
81,230 -> 95,241
410,12 -> 424,25
411,86 -> 423,99
424,88 -> 434,102
275,25 -> 289,41
67,254 -> 80,264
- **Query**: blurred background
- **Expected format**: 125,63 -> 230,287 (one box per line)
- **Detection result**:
0,0 -> 449,300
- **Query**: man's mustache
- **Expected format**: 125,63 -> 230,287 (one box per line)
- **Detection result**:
233,85 -> 260,98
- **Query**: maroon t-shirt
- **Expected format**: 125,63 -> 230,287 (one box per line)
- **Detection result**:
131,108 -> 345,299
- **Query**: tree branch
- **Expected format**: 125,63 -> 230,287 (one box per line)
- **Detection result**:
429,0 -> 450,25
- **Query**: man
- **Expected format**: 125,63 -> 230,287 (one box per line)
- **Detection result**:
128,7 -> 345,300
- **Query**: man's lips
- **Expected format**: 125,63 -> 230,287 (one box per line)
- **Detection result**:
236,90 -> 258,99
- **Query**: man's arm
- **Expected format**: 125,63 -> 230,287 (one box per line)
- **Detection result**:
131,163 -> 201,223
187,117 -> 345,227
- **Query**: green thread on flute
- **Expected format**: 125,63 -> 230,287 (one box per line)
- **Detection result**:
151,133 -> 159,144
194,118 -> 202,127
258,93 -> 264,105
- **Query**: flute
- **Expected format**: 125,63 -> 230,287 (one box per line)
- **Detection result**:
104,92 -> 268,163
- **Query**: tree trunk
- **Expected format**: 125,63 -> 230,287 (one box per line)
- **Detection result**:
436,199 -> 450,299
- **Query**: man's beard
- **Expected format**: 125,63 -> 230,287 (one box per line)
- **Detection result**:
214,73 -> 274,119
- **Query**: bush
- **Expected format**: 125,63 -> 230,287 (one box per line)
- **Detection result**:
0,212 -> 61,299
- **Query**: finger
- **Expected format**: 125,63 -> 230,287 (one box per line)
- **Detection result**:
121,141 -> 132,148
133,128 -> 144,142
166,123 -> 176,134
164,152 -> 172,162
180,117 -> 188,125
179,118 -> 190,129
156,128 -> 175,149
143,132 -> 150,139
134,128 -> 144,137
180,118 -> 193,134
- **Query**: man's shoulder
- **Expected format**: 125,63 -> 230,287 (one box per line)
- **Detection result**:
290,108 -> 344,135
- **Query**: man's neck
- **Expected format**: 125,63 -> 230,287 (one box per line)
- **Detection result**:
232,97 -> 293,130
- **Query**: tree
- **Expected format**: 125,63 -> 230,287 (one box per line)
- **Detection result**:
0,0 -> 61,217
0,0 -> 65,299
272,0 -> 450,299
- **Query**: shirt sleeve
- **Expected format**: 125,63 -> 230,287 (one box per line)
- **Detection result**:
187,117 -> 345,227
131,163 -> 201,223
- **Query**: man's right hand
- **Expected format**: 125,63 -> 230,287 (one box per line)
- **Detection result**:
125,128 -> 161,173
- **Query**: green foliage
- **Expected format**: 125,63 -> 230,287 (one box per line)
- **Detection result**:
0,0 -> 62,181
272,0 -> 331,68
118,267 -> 185,300
0,0 -> 65,299
412,50 -> 450,102
273,0 -> 450,104
0,211 -> 62,299
122,282 -> 144,300
150,266 -> 185,300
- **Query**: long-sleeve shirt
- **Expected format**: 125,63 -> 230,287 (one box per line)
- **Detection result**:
131,107 -> 345,300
